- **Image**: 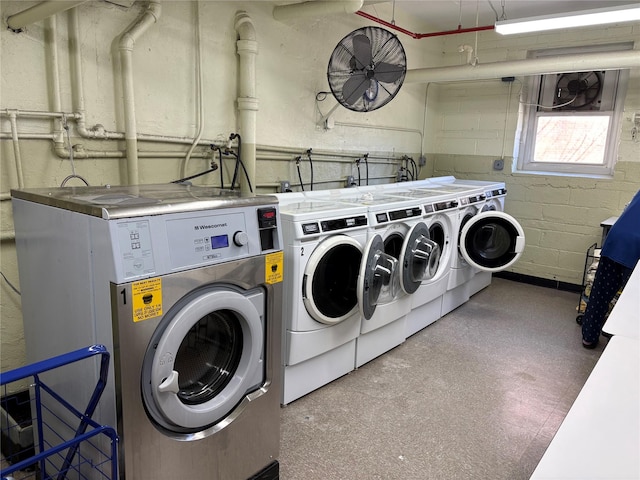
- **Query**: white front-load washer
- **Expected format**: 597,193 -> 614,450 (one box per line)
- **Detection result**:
276,195 -> 398,403
384,188 -> 460,336
309,190 -> 441,367
12,184 -> 284,480
448,179 -> 508,295
426,177 -> 525,314
427,177 -> 514,298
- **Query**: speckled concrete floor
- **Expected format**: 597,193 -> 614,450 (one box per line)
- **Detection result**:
279,278 -> 604,480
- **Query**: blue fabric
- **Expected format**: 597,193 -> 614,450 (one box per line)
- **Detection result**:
581,256 -> 632,344
601,189 -> 640,269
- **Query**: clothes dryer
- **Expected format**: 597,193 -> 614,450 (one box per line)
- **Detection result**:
276,196 -> 398,403
308,190 -> 440,367
12,184 -> 283,480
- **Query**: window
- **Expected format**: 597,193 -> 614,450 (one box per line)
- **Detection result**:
516,43 -> 631,177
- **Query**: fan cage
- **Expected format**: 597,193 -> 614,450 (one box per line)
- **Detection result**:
327,26 -> 407,112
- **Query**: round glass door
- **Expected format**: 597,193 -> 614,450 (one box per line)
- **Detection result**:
142,286 -> 264,434
459,211 -> 525,272
358,234 -> 399,320
303,235 -> 362,325
400,222 -> 441,294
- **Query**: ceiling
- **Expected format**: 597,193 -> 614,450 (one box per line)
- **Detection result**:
363,0 -> 639,31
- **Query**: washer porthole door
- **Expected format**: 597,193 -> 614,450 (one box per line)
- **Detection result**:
399,222 -> 441,294
303,235 -> 362,325
357,234 -> 399,320
143,288 -> 264,432
459,211 -> 525,272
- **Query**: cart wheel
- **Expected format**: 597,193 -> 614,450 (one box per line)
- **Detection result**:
576,314 -> 583,325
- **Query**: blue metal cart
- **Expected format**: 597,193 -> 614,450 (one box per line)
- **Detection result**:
1,345 -> 118,480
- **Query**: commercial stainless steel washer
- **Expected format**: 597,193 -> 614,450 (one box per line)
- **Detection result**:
12,184 -> 283,480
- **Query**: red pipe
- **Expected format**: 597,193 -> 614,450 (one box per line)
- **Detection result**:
355,10 -> 495,38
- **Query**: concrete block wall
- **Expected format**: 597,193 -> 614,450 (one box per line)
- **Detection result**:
424,22 -> 640,286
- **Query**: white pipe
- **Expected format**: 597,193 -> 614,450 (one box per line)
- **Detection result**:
53,143 -> 212,159
45,16 -> 63,137
7,111 -> 25,188
7,1 -> 88,31
1,231 -> 15,242
405,50 -> 640,84
182,1 -> 205,179
119,1 -> 161,185
273,0 -> 363,21
0,108 -> 226,145
1,109 -> 80,120
235,11 -> 258,194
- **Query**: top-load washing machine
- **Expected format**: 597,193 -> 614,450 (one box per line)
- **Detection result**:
275,194 -> 398,403
306,189 -> 440,367
12,184 -> 284,480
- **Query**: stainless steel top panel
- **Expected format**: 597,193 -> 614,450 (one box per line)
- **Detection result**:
11,184 -> 278,219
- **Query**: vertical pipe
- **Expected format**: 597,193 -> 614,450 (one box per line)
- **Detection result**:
44,16 -> 64,141
118,1 -> 161,185
69,8 -> 87,137
8,111 -> 25,188
235,12 -> 258,195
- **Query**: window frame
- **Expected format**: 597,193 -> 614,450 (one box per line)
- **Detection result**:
515,43 -> 631,178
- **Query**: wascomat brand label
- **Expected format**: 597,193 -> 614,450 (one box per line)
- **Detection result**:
132,277 -> 163,322
265,251 -> 284,284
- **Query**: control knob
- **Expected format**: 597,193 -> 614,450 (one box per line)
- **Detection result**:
233,230 -> 249,247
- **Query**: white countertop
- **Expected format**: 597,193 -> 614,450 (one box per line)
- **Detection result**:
530,335 -> 640,479
602,260 -> 640,340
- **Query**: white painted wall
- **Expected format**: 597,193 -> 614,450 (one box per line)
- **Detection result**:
0,0 -> 638,372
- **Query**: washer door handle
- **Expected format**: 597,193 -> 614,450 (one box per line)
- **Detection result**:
158,370 -> 180,394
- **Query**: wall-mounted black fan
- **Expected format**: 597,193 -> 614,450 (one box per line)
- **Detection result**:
554,71 -> 603,110
327,26 -> 406,112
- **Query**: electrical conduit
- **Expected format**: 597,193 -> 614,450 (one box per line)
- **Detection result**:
235,12 -> 258,195
355,10 -> 494,38
119,1 -> 161,185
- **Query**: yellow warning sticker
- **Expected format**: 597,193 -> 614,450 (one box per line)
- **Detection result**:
265,251 -> 284,284
132,277 -> 163,322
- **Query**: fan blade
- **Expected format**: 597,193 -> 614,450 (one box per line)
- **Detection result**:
373,62 -> 404,83
352,34 -> 372,69
342,73 -> 369,106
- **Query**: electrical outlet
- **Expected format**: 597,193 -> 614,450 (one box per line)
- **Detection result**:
279,180 -> 291,193
418,155 -> 426,166
493,159 -> 504,171
346,176 -> 356,187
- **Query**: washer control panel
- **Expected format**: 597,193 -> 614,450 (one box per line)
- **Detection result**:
166,212 -> 249,268
112,203 -> 281,280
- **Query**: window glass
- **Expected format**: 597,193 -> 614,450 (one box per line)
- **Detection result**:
516,43 -> 631,177
533,115 -> 610,164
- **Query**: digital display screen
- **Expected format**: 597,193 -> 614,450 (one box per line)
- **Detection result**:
210,234 -> 229,249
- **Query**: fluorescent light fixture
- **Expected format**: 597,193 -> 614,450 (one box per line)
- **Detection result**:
495,3 -> 640,35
